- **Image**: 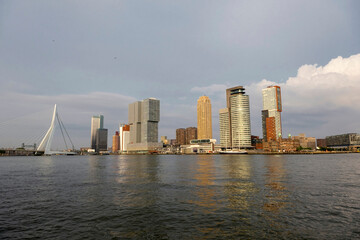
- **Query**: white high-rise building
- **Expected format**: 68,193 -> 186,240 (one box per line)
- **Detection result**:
262,86 -> 282,141
219,86 -> 251,149
228,87 -> 251,148
219,108 -> 231,148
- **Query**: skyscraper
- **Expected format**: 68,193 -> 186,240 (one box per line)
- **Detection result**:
128,98 -> 160,143
219,86 -> 251,149
96,128 -> 108,152
262,86 -> 282,141
197,96 -> 212,139
91,115 -> 104,149
141,98 -> 160,143
128,101 -> 142,144
127,98 -> 161,151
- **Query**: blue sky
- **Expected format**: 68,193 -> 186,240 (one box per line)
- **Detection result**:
1,0 -> 360,148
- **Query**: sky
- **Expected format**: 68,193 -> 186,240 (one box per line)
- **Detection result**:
0,0 -> 360,149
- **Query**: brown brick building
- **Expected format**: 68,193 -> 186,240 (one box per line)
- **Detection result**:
176,128 -> 186,145
185,127 -> 197,144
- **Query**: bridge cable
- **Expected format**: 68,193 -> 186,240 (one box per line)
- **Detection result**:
57,114 -> 75,150
56,113 -> 68,150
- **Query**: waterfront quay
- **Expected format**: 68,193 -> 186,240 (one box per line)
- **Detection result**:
1,149 -> 358,157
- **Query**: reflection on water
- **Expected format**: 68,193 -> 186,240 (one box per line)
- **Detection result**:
115,155 -> 160,209
112,155 -> 165,238
1,154 -> 359,239
224,156 -> 257,212
263,156 -> 289,213
37,156 -> 54,176
191,155 -> 216,211
190,155 -> 220,237
261,156 -> 293,237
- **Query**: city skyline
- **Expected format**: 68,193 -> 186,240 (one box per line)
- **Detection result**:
0,1 -> 360,148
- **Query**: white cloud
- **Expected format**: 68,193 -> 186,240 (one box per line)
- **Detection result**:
247,53 -> 360,138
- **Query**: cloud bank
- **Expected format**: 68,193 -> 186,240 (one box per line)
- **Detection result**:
248,53 -> 360,138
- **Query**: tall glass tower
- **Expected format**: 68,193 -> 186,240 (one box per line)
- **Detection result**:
91,115 -> 104,149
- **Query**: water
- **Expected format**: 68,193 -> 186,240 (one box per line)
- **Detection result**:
0,154 -> 359,239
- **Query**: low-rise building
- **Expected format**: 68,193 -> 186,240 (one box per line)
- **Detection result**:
126,142 -> 163,153
263,138 -> 300,152
292,134 -> 316,150
326,133 -> 360,150
316,139 -> 326,148
279,138 -> 300,152
180,139 -> 216,154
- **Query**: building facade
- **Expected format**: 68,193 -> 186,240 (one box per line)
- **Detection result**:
317,139 -> 327,148
326,133 -> 360,150
292,133 -> 316,150
180,139 -> 216,154
90,115 -> 104,149
262,86 -> 282,141
263,138 -> 300,152
197,96 -> 212,139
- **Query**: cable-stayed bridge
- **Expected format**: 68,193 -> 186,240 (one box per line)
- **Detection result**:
0,104 -> 76,155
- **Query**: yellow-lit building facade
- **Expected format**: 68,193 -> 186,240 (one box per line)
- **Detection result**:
197,96 -> 212,140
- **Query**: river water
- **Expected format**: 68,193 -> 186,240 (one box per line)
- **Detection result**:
0,154 -> 359,239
